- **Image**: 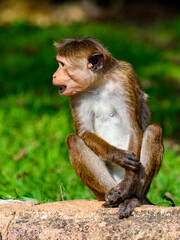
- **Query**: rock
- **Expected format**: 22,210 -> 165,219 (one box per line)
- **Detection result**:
0,200 -> 39,240
0,199 -> 179,240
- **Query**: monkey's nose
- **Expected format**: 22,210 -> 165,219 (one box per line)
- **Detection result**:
52,76 -> 59,86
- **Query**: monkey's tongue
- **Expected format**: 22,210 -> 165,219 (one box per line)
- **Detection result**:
59,85 -> 67,93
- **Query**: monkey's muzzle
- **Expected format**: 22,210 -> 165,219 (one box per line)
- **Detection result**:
59,85 -> 67,94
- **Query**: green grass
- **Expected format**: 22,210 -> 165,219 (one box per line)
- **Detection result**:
0,20 -> 179,205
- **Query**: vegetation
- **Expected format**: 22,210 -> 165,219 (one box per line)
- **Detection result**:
0,20 -> 179,205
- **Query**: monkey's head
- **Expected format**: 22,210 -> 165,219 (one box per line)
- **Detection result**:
53,37 -> 113,96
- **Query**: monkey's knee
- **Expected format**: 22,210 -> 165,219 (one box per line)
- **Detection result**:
67,134 -> 90,184
144,122 -> 164,160
142,122 -> 164,166
67,134 -> 111,199
144,123 -> 163,143
67,134 -> 84,150
66,134 -> 86,166
138,123 -> 164,199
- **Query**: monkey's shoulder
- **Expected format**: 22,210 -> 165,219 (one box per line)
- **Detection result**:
116,60 -> 138,82
117,60 -> 132,69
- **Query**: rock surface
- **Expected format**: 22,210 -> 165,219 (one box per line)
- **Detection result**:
0,199 -> 179,240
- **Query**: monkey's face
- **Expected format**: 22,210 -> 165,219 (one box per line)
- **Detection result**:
53,53 -> 104,96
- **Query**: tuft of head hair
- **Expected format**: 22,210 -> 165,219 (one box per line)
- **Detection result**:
54,36 -> 112,60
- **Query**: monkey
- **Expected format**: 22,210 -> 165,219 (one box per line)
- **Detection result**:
52,36 -> 164,219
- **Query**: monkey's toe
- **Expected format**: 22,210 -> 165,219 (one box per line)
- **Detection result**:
107,188 -> 121,201
119,201 -> 132,219
103,187 -> 123,208
119,198 -> 140,219
102,199 -> 122,208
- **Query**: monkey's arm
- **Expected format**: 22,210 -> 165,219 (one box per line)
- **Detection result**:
81,131 -> 140,171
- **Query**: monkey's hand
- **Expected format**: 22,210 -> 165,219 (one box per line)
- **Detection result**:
109,149 -> 140,171
102,169 -> 139,208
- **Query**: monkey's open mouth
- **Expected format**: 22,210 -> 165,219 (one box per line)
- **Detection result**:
59,85 -> 67,93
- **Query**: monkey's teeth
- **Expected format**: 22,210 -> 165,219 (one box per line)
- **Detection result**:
59,85 -> 67,93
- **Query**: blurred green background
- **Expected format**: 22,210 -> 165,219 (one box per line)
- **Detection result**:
0,0 -> 179,206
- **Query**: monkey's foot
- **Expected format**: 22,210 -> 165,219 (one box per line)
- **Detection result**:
119,198 -> 140,219
102,187 -> 123,208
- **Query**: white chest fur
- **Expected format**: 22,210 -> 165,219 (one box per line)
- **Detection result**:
84,82 -> 131,150
92,93 -> 130,182
74,82 -> 131,182
92,96 -> 130,151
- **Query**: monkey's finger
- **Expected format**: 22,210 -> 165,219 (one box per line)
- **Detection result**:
124,159 -> 140,167
122,162 -> 140,171
129,155 -> 139,162
127,157 -> 140,164
126,151 -> 136,156
125,151 -> 139,162
124,165 -> 139,171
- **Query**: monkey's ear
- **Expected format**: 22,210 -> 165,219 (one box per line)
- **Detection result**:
88,53 -> 104,72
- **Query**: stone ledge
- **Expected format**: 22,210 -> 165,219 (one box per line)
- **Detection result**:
0,199 -> 180,240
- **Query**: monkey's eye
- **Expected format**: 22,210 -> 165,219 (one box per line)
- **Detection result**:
59,61 -> 65,67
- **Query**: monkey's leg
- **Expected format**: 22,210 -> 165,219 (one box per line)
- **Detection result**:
118,123 -> 164,218
103,170 -> 139,208
136,122 -> 164,202
104,123 -> 163,218
67,134 -> 117,201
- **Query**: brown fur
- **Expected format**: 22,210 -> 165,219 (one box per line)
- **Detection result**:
53,37 -> 164,218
